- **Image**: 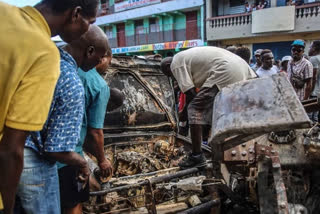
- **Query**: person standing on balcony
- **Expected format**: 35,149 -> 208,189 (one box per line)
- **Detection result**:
252,3 -> 257,11
256,49 -> 279,77
288,39 -> 313,101
261,0 -> 270,8
287,0 -> 295,6
251,49 -> 263,71
0,0 -> 99,212
245,2 -> 252,12
160,47 -> 256,169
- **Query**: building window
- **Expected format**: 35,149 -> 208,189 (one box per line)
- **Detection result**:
104,26 -> 114,39
149,18 -> 160,33
230,0 -> 245,7
135,20 -> 145,35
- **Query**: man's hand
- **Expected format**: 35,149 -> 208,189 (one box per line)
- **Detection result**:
84,128 -> 113,180
46,151 -> 90,186
98,158 -> 113,179
78,162 -> 90,186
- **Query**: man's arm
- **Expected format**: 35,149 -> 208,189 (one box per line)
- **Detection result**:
0,127 -> 29,213
0,48 -> 60,213
304,78 -> 313,100
310,57 -> 319,93
83,128 -> 112,178
45,152 -> 90,182
304,61 -> 314,100
311,68 -> 317,93
84,83 -> 112,178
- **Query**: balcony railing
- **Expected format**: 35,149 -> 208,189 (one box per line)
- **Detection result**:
208,13 -> 252,28
295,2 -> 320,18
206,2 -> 320,41
207,2 -> 320,29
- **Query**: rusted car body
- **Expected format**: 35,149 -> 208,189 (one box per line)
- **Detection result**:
211,74 -> 320,214
83,56 -> 216,214
84,57 -> 319,214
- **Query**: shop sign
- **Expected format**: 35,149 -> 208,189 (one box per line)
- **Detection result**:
112,39 -> 204,54
115,0 -> 161,12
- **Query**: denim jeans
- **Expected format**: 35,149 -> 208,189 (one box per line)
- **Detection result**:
308,111 -> 319,123
16,148 -> 60,214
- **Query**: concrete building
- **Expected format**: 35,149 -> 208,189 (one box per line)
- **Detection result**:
97,0 -> 205,56
206,0 -> 320,60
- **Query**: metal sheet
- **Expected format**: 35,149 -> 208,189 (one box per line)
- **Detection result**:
211,73 -> 311,143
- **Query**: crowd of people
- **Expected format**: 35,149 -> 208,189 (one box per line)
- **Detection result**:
245,0 -> 306,13
1,0 -> 320,213
226,39 -> 320,109
166,40 -> 320,170
250,39 -> 320,109
245,0 -> 270,12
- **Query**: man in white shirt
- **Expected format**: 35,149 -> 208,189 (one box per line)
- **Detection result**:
160,47 -> 256,169
256,49 -> 279,78
310,41 -> 320,98
309,40 -> 320,122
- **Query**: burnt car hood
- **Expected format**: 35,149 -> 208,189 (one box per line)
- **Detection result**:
102,56 -> 176,133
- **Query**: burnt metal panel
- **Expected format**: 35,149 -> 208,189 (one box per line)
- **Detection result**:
102,57 -> 176,132
211,73 -> 311,144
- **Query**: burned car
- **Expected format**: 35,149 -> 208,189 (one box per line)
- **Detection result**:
83,56 -> 217,214
83,57 -> 320,214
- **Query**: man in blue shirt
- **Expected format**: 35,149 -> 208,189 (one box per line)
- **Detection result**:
58,32 -> 114,214
16,25 -> 110,213
59,46 -> 114,213
78,51 -> 112,177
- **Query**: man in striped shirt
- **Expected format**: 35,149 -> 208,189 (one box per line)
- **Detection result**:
288,40 -> 313,101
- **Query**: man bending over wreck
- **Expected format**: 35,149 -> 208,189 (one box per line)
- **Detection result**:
16,25 -> 111,213
161,46 -> 256,169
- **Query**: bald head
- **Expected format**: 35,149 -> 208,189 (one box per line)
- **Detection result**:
160,57 -> 173,77
66,25 -> 110,71
80,25 -> 109,52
